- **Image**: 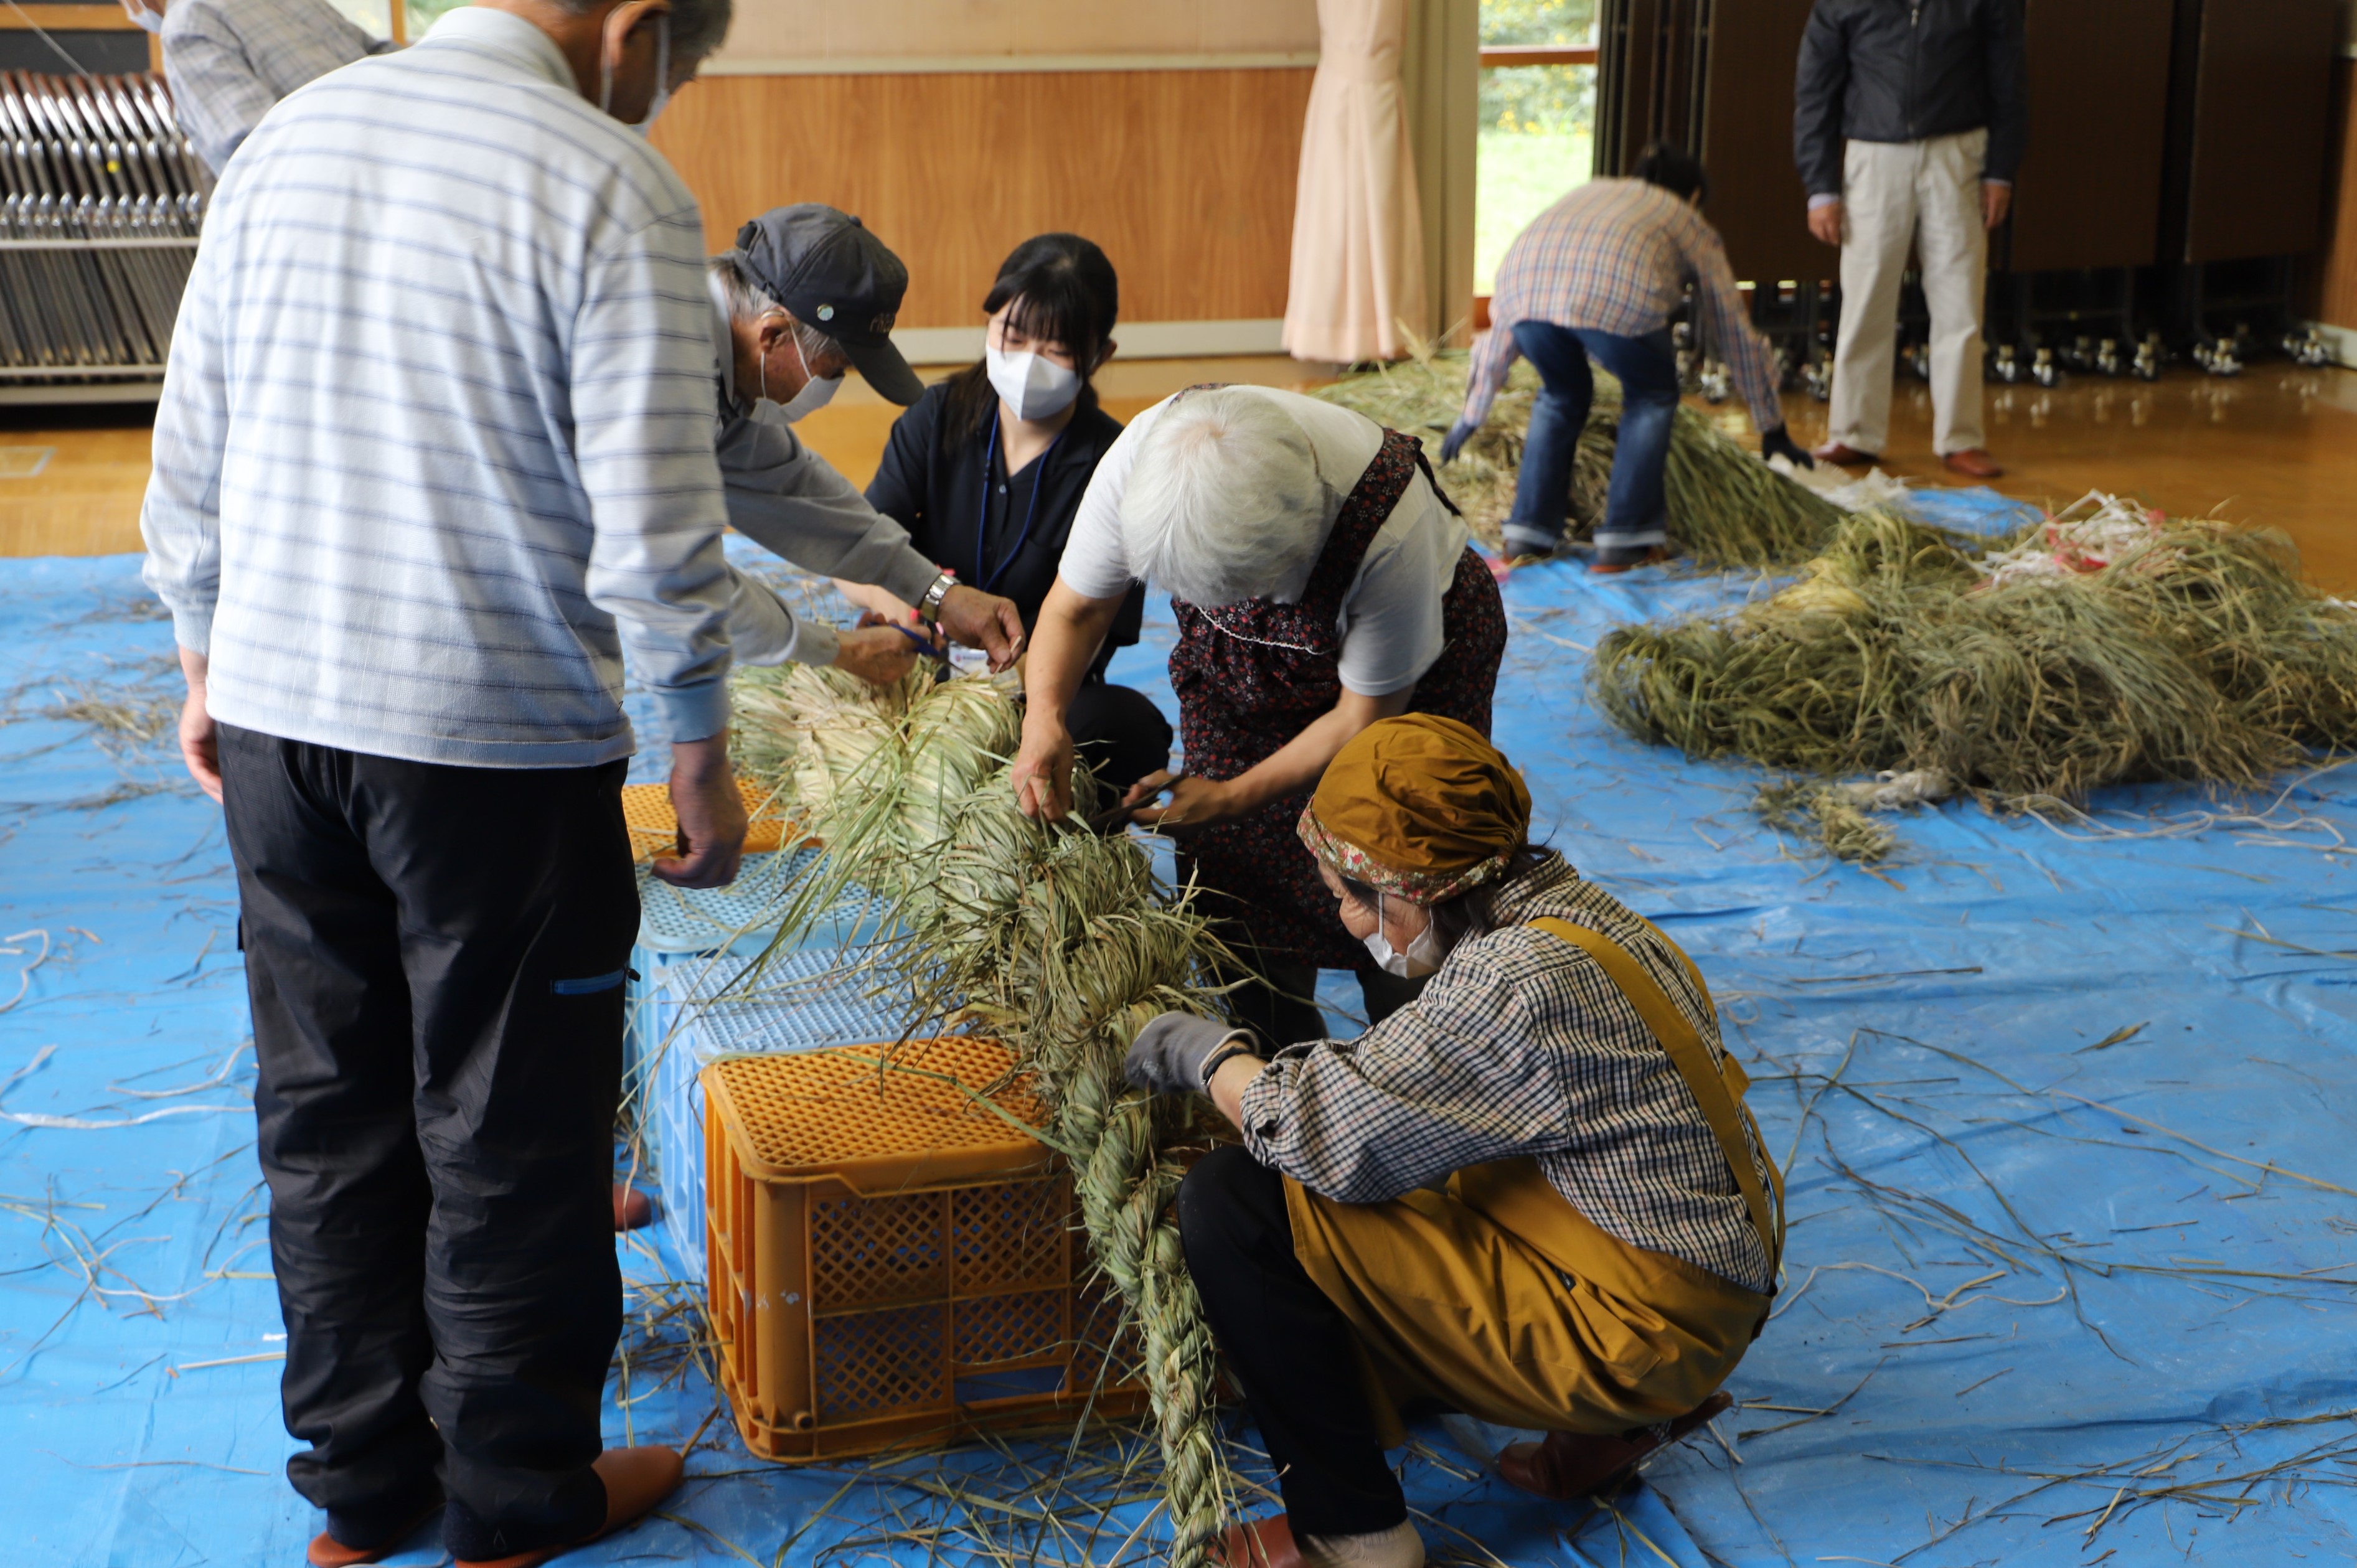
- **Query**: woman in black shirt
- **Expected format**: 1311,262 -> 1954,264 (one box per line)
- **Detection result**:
845,233 -> 1170,792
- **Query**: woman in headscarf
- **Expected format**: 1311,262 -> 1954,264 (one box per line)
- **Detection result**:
1124,716 -> 1784,1568
1011,387 -> 1507,1044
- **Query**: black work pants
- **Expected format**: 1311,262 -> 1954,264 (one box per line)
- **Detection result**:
219,725 -> 638,1559
1067,678 -> 1172,795
1177,1145 -> 1405,1536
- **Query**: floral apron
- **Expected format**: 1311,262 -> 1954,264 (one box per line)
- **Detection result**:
1167,422 -> 1508,970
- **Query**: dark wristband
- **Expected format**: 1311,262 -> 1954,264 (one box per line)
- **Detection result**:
1198,1036 -> 1259,1093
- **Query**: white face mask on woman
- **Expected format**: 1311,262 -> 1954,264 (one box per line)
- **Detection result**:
985,340 -> 1082,421
765,326 -> 840,423
1362,890 -> 1448,979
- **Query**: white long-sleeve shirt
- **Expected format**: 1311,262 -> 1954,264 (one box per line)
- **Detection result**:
161,0 -> 390,176
141,6 -> 756,766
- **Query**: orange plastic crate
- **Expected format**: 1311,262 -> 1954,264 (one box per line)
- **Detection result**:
619,779 -> 805,862
702,1039 -> 1147,1460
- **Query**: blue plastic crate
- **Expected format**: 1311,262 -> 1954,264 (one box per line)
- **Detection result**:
621,848 -> 896,1098
633,846 -> 893,956
631,946 -> 914,1282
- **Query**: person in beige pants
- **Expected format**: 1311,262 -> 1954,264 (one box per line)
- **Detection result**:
1814,130 -> 2007,475
1794,0 -> 2026,481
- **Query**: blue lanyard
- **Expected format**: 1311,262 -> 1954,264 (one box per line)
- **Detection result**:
977,414 -> 1065,595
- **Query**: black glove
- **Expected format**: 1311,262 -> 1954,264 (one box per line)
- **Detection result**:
1124,1012 -> 1254,1097
1437,418 -> 1479,465
1761,424 -> 1814,469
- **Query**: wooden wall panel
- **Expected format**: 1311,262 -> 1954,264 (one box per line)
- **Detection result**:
2182,0 -> 2339,263
651,69 -> 1314,327
2318,59 -> 2357,329
2007,0 -> 2174,273
709,1 -> 1317,68
1697,0 -> 1819,286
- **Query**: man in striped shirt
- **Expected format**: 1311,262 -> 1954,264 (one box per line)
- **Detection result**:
119,0 -> 395,176
139,2 -> 748,1563
1447,143 -> 1810,572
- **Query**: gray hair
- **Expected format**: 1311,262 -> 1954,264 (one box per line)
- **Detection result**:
560,0 -> 734,65
705,253 -> 840,363
1117,388 -> 1332,608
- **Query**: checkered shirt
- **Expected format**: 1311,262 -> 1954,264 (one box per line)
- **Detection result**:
1462,177 -> 1784,441
1238,854 -> 1777,1295
162,0 -> 390,175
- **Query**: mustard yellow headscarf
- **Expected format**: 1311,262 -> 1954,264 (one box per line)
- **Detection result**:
1296,714 -> 1533,903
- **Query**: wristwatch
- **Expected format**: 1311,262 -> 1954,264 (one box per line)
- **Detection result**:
916,570 -> 957,627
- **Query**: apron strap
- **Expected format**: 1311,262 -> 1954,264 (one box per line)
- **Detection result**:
1528,917 -> 1785,1282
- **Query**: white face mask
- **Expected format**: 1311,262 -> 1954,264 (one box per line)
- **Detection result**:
766,325 -> 840,422
1362,891 -> 1447,980
122,0 -> 164,34
597,13 -> 671,136
986,340 -> 1082,421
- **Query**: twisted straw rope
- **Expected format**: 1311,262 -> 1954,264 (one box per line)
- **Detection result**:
733,667 -> 1235,1564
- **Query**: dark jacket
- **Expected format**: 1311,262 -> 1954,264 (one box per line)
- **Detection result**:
865,373 -> 1144,678
1794,0 -> 2027,197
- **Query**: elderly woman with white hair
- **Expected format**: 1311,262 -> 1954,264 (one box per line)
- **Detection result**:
1010,384 -> 1507,1041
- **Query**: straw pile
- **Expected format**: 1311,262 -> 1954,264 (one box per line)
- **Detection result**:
1309,340 -> 1842,567
731,664 -> 1237,1564
1593,495 -> 2357,858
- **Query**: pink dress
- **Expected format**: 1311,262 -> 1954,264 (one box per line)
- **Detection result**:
1281,0 -> 1430,364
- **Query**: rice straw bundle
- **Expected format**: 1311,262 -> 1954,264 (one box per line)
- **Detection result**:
1593,495 -> 2357,857
731,668 -> 1238,1563
1309,339 -> 1842,567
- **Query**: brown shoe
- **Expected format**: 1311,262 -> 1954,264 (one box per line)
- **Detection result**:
308,1498 -> 441,1568
1496,1392 -> 1733,1500
453,1445 -> 685,1568
1589,546 -> 1668,576
1810,441 -> 1879,466
1942,448 -> 2004,479
1216,1514 -> 1303,1568
613,1182 -> 654,1232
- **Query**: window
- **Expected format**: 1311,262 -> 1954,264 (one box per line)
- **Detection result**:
1477,1 -> 1597,299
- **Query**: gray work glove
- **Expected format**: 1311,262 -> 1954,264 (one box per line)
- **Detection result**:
1124,1012 -> 1254,1097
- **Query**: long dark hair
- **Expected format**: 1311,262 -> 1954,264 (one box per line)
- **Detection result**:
943,233 -> 1120,444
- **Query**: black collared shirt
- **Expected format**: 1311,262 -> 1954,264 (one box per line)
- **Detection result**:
865,378 -> 1145,674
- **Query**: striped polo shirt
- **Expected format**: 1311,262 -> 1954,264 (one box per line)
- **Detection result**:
141,5 -> 741,768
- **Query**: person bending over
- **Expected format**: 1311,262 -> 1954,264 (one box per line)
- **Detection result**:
1012,386 -> 1506,1045
701,204 -> 1026,693
1127,716 -> 1784,1568
1446,142 -> 1810,572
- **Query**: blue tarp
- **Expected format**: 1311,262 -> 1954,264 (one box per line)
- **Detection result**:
5,507 -> 2355,1566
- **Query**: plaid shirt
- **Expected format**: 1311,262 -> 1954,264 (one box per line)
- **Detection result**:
1238,855 -> 1777,1295
162,0 -> 390,175
1463,178 -> 1784,439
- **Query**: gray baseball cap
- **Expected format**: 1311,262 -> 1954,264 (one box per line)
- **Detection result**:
730,204 -> 924,405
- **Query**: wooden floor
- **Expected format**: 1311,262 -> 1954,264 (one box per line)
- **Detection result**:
9,359 -> 2356,588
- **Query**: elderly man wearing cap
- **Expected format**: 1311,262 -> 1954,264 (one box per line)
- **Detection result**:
702,204 -> 1025,683
1126,716 -> 1784,1568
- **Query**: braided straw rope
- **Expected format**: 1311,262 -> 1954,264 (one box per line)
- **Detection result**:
732,665 -> 1236,1563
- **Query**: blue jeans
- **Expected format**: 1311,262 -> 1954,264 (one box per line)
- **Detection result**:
1503,322 -> 1680,554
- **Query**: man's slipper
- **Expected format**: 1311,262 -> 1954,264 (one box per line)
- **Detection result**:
307,1495 -> 443,1568
452,1445 -> 684,1568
